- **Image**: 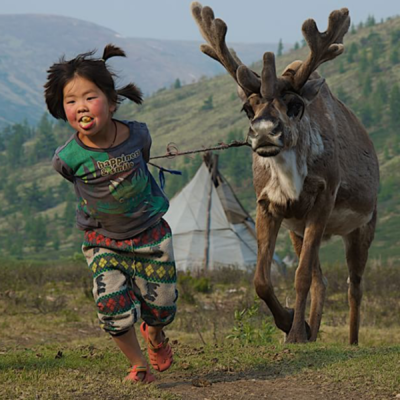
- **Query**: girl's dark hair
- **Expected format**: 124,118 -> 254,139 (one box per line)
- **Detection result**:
44,44 -> 143,120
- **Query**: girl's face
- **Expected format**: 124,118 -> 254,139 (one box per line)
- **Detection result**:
63,75 -> 116,142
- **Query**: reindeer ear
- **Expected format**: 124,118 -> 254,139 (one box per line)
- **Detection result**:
300,78 -> 325,103
236,85 -> 248,103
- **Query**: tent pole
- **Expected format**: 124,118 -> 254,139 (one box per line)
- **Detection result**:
203,168 -> 212,274
203,154 -> 218,273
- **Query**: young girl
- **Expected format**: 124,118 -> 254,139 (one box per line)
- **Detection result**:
44,44 -> 177,383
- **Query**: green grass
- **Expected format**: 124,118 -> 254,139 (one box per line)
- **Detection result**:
0,334 -> 398,399
0,261 -> 399,399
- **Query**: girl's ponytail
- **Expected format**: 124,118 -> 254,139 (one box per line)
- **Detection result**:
102,44 -> 126,61
118,83 -> 143,105
102,44 -> 143,104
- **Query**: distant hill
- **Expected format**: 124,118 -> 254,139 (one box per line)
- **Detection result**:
0,15 -> 399,262
0,14 -> 283,127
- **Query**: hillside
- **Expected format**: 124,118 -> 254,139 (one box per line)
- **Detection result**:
0,14 -> 281,127
0,15 -> 399,263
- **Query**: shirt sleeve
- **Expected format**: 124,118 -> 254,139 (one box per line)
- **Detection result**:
52,152 -> 74,183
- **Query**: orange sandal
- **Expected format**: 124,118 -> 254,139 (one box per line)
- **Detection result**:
124,365 -> 155,383
140,322 -> 173,372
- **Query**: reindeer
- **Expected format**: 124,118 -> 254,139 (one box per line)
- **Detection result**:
191,3 -> 379,344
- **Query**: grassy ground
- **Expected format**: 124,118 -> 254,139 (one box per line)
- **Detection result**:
0,261 -> 399,399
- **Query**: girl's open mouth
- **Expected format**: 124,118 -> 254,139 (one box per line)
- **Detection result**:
79,116 -> 94,129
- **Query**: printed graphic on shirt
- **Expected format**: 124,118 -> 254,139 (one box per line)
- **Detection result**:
97,151 -> 141,176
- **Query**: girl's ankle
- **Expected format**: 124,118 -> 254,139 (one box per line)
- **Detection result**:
147,327 -> 164,346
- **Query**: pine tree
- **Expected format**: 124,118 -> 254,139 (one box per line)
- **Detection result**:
277,39 -> 284,57
366,15 -> 376,27
33,113 -> 58,161
23,181 -> 44,211
389,84 -> 400,131
390,48 -> 399,65
174,78 -> 182,89
201,95 -> 214,111
362,74 -> 373,98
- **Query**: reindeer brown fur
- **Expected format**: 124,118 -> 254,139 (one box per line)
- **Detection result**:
191,2 -> 379,344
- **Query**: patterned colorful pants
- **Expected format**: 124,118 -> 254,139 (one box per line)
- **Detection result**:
82,219 -> 178,336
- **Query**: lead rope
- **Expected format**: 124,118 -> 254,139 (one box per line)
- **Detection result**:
148,138 -> 251,189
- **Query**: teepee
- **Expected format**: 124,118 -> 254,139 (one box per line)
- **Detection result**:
164,153 -> 282,272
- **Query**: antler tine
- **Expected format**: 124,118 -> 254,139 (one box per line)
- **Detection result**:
191,2 -> 260,96
292,8 -> 350,92
191,2 -> 240,80
261,52 -> 278,100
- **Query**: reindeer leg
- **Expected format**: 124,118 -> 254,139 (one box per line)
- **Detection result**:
309,259 -> 327,341
254,207 -> 293,333
291,231 -> 327,342
290,232 -> 321,340
343,208 -> 376,345
286,196 -> 333,344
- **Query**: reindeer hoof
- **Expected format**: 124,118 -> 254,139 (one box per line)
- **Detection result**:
285,328 -> 308,343
284,319 -> 312,343
276,308 -> 295,334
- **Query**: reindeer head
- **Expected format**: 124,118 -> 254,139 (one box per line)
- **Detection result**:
191,2 -> 350,157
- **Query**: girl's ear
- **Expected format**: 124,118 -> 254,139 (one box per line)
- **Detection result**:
109,103 -> 117,114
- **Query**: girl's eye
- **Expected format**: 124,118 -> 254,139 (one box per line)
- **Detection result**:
87,97 -> 97,100
66,101 -> 75,104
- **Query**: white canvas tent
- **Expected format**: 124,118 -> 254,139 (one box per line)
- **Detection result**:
164,155 -> 282,272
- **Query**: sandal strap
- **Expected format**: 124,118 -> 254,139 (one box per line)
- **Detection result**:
148,336 -> 169,352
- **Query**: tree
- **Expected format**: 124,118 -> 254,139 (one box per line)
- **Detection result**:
375,79 -> 388,104
201,95 -> 214,111
390,48 -> 399,65
33,113 -> 58,161
293,42 -> 300,51
23,181 -> 45,211
3,180 -> 21,209
277,39 -> 284,57
336,86 -> 349,103
28,215 -> 48,252
362,74 -> 373,98
389,84 -> 400,130
346,42 -> 358,63
359,49 -> 369,72
391,29 -> 400,45
366,15 -> 376,27
173,78 -> 182,89
6,128 -> 25,167
357,102 -> 374,128
372,80 -> 388,123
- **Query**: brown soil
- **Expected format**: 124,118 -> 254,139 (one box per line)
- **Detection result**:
158,372 -> 391,400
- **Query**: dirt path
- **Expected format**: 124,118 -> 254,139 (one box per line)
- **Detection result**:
158,372 -> 390,400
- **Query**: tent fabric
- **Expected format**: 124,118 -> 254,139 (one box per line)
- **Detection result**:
164,162 -> 281,272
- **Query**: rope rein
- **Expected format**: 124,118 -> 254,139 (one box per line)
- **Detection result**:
149,138 -> 250,163
147,138 -> 251,189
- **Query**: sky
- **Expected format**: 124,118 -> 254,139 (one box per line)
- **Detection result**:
2,0 -> 400,44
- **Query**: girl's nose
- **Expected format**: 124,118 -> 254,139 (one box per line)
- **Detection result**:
77,104 -> 88,113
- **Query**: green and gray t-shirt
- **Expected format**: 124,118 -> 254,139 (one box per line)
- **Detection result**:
52,120 -> 169,240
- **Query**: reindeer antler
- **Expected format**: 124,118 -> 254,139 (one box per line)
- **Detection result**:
191,2 -> 260,96
290,9 -> 350,92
